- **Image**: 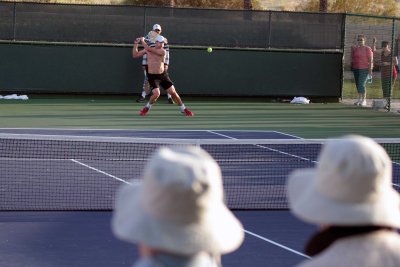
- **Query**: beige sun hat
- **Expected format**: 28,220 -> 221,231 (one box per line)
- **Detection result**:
287,135 -> 400,228
111,146 -> 244,255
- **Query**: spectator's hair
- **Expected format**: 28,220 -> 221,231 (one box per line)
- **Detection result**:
381,41 -> 389,48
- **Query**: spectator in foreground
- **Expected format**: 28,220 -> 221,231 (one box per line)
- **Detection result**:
287,135 -> 400,267
111,146 -> 244,267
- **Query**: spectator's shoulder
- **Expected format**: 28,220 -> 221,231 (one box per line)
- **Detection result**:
133,257 -> 161,267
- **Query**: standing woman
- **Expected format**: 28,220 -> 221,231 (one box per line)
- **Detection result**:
351,34 -> 373,106
380,41 -> 398,101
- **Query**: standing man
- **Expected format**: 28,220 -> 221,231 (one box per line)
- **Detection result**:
136,24 -> 174,104
133,35 -> 194,116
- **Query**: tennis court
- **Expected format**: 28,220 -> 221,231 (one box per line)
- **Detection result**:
1,2 -> 400,266
1,128 -> 399,267
0,129 -> 314,267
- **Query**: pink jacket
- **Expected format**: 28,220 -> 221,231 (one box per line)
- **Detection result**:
351,45 -> 373,69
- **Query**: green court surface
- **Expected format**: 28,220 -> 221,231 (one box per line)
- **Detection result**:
0,94 -> 399,138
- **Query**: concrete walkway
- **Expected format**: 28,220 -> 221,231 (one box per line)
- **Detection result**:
341,98 -> 400,114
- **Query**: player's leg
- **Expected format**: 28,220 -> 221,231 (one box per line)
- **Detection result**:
140,75 -> 161,116
159,85 -> 173,104
160,72 -> 193,116
143,81 -> 151,97
140,88 -> 160,116
166,86 -> 182,105
137,68 -> 149,103
165,86 -> 193,116
167,93 -> 174,104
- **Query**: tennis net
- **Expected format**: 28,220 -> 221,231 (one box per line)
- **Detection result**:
1,134 -> 399,210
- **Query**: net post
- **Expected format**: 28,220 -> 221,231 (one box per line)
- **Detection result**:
195,139 -> 201,148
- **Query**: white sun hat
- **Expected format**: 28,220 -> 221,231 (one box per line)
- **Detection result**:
287,135 -> 400,228
111,146 -> 244,255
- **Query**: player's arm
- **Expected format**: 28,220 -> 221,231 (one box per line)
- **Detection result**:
141,39 -> 165,56
132,38 -> 146,58
164,40 -> 170,71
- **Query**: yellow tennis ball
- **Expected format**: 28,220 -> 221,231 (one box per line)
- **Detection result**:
207,47 -> 213,53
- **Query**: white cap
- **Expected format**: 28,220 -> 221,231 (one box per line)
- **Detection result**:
155,35 -> 165,43
153,24 -> 162,31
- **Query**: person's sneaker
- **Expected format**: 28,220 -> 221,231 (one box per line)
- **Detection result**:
360,100 -> 367,106
167,98 -> 174,104
182,108 -> 194,116
139,107 -> 150,116
354,100 -> 360,106
136,96 -> 146,103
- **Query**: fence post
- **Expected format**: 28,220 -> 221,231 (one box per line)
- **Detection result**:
267,11 -> 272,49
341,14 -> 347,99
388,18 -> 396,111
143,6 -> 147,36
13,2 -> 16,41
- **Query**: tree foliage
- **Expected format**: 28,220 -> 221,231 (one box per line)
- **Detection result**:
296,0 -> 398,16
121,0 -> 263,10
5,0 -> 263,9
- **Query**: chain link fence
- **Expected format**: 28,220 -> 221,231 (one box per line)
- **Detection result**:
0,2 -> 344,49
343,14 -> 399,112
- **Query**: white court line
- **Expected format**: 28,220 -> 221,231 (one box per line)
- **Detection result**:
271,131 -> 304,140
207,130 -> 317,163
69,150 -> 396,259
207,130 -> 398,183
70,159 -> 137,185
244,230 -> 311,259
73,158 -> 311,259
254,144 -> 317,163
207,130 -> 238,140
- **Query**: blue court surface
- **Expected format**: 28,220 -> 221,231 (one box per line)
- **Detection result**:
0,130 -> 324,266
0,211 -> 315,267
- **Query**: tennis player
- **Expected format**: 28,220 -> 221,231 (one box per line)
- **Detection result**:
136,24 -> 174,104
133,35 -> 193,116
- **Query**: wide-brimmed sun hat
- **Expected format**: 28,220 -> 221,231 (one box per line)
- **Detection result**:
111,146 -> 244,255
287,135 -> 400,228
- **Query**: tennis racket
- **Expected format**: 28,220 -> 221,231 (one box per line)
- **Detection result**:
145,30 -> 158,44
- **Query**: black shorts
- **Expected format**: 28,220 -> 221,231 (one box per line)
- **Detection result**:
147,72 -> 174,90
